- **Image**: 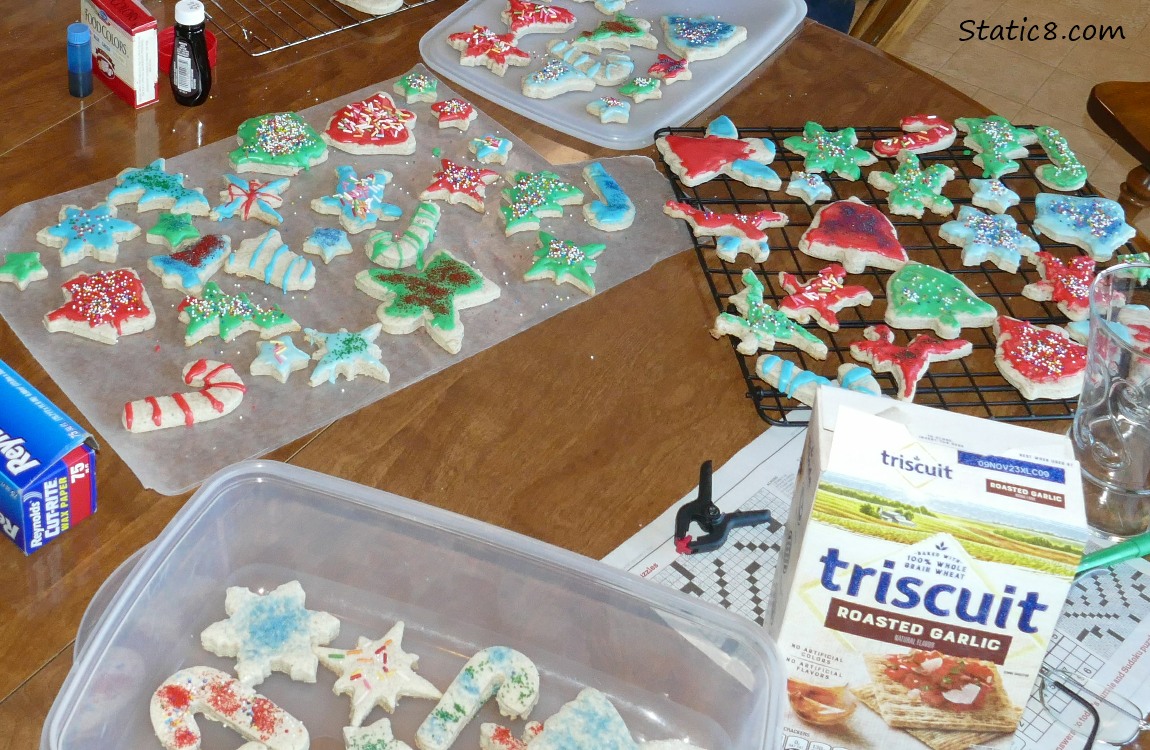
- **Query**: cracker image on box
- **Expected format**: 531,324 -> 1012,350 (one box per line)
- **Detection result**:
769,389 -> 1089,750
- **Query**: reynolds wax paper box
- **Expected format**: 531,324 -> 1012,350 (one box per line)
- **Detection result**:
0,360 -> 97,554
769,387 -> 1088,750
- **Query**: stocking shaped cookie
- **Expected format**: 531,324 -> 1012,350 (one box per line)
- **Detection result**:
994,316 -> 1086,400
884,262 -> 997,339
798,197 -> 907,273
656,115 -> 776,188
711,269 -> 828,359
872,114 -> 956,157
850,324 -> 972,401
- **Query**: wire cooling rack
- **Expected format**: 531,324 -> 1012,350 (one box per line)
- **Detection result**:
206,0 -> 437,56
656,123 -> 1139,427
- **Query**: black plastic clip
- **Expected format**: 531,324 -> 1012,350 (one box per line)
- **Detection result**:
673,460 -> 773,554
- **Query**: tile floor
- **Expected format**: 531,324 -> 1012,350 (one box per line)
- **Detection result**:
883,0 -> 1150,236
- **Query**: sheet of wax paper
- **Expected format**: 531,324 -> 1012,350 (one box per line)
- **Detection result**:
0,64 -> 683,495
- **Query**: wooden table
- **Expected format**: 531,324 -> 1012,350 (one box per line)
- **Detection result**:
3,3 -> 1133,747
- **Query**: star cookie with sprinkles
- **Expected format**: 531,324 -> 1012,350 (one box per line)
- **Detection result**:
43,268 -> 156,344
661,14 -> 747,61
784,122 -> 877,180
303,324 -> 391,385
778,264 -> 874,332
850,324 -> 972,401
394,71 -> 438,104
500,170 -> 585,235
994,316 -> 1086,400
501,0 -> 576,39
302,226 -> 353,264
201,580 -> 341,687
711,269 -> 829,359
1022,251 -> 1095,321
586,96 -> 630,124
210,174 -> 291,225
316,621 -> 442,727
36,203 -> 141,267
523,232 -> 606,295
447,25 -> 531,76
229,111 -> 329,176
311,166 -> 402,234
647,53 -> 690,84
106,158 -> 211,215
178,281 -> 300,346
954,116 -> 1037,179
656,115 -> 777,188
323,92 -> 417,155
939,205 -> 1039,274
0,251 -> 47,290
867,152 -> 955,217
572,13 -> 658,53
617,76 -> 661,102
355,250 -> 502,354
250,335 -> 311,384
1033,193 -> 1136,261
468,134 -> 513,165
148,234 -> 230,294
421,159 -> 501,213
146,211 -> 201,249
430,98 -> 478,131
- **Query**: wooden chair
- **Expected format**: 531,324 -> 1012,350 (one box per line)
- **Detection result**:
851,0 -> 933,48
1088,81 -> 1150,224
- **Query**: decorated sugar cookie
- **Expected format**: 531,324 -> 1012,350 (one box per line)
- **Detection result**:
367,201 -> 442,270
1021,251 -> 1095,321
311,166 -> 402,234
711,269 -> 828,359
122,360 -> 247,433
500,170 -> 585,235
225,229 -> 316,292
939,205 -> 1040,274
469,134 -> 514,165
44,268 -> 156,344
582,161 -> 635,231
545,39 -> 634,86
355,250 -> 501,354
323,92 -> 417,155
756,355 -> 883,405
301,226 -> 353,264
346,720 -> 414,750
394,71 -> 438,104
304,324 -> 391,385
1067,304 -> 1150,345
1035,126 -> 1087,191
618,76 -> 661,102
501,0 -> 576,38
250,335 -> 310,383
447,25 -> 531,76
524,232 -> 606,295
147,234 -> 230,294
663,200 -> 786,263
568,0 -> 633,13
415,647 -> 540,750
778,264 -> 873,332
872,114 -> 957,157
884,262 -> 997,339
431,98 -> 478,131
572,13 -> 658,53
201,580 -> 341,687
106,159 -> 211,215
786,171 -> 832,205
661,15 -> 747,61
36,203 -> 140,266
151,666 -> 308,750
481,723 -> 544,750
527,688 -> 631,750
587,96 -> 630,124
521,55 -> 596,99
147,211 -> 201,249
954,116 -> 1037,179
656,115 -> 776,188
850,324 -> 972,401
798,197 -> 907,273
647,53 -> 690,84
229,112 -> 328,176
1033,193 -> 1136,261
331,0 -> 402,13
969,178 -> 1020,214
211,174 -> 291,225
0,251 -> 48,290
316,621 -> 441,726
1118,251 -> 1150,285
866,152 -> 955,217
421,159 -> 501,213
994,316 -> 1086,400
178,281 -> 299,346
784,122 -> 877,181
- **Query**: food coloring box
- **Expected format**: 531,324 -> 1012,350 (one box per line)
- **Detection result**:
0,359 -> 97,555
769,388 -> 1088,750
80,0 -> 158,108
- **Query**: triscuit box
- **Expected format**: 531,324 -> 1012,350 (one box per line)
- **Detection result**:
0,359 -> 97,555
768,387 -> 1088,750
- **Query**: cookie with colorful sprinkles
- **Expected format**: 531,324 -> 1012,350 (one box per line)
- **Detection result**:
661,14 -> 747,61
469,134 -> 514,165
647,53 -> 690,84
969,178 -> 1020,214
302,226 -> 353,264
44,268 -> 156,345
178,281 -> 300,346
346,720 -> 415,750
323,92 -> 417,155
954,115 -> 1036,179
939,205 -> 1039,274
304,324 -> 391,385
36,203 -> 140,267
229,112 -> 329,176
523,232 -> 606,295
447,25 -> 531,76
250,335 -> 310,384
872,114 -> 957,157
784,122 -> 877,181
106,158 -> 211,215
778,264 -> 873,332
711,269 -> 829,359
866,152 -> 955,218
617,76 -> 661,103
0,251 -> 47,291
310,166 -> 402,234
587,96 -> 630,124
500,170 -> 585,235
430,98 -> 478,131
521,55 -> 597,99
394,71 -> 438,104
501,0 -> 576,39
1021,251 -> 1095,321
994,316 -> 1086,400
884,262 -> 997,339
850,324 -> 972,401
1033,193 -> 1136,261
147,234 -> 231,294
421,159 -> 501,213
1034,125 -> 1088,191
210,174 -> 291,225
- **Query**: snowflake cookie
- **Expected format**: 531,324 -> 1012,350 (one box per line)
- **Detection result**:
939,205 -> 1040,274
36,203 -> 141,266
783,122 -> 877,181
303,324 -> 391,386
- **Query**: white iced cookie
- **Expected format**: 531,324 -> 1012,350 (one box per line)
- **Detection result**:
346,719 -> 415,750
225,229 -> 317,292
316,621 -> 442,727
151,666 -> 308,750
582,162 -> 635,232
480,722 -> 543,750
414,646 -> 540,750
529,688 -> 637,750
201,580 -> 341,687
122,360 -> 246,433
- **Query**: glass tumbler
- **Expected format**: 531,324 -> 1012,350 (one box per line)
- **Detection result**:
1072,262 -> 1150,538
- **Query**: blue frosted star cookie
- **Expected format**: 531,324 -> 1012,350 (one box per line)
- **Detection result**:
249,335 -> 311,383
468,134 -> 513,165
939,205 -> 1039,274
302,227 -> 353,264
36,203 -> 141,266
786,171 -> 833,205
969,178 -> 1020,214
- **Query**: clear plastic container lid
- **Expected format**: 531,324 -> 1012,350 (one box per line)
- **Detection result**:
45,461 -> 785,750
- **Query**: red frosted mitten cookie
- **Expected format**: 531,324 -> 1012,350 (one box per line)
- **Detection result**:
778,264 -> 873,332
798,197 -> 908,273
323,92 -> 417,155
1021,251 -> 1095,321
994,316 -> 1086,400
850,324 -> 972,401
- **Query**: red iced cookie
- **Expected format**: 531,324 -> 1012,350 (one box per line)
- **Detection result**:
798,197 -> 908,274
994,316 -> 1086,400
850,324 -> 971,401
778,264 -> 874,332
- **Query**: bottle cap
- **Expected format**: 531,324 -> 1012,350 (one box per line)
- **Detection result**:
174,0 -> 206,25
67,23 -> 91,45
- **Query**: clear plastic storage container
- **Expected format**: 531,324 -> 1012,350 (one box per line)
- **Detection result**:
44,461 -> 784,749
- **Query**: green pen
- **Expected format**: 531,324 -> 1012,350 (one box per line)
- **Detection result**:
1076,529 -> 1150,577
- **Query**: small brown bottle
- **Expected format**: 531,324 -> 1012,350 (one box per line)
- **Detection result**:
170,0 -> 211,106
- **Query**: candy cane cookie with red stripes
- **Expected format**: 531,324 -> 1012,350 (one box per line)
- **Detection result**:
122,359 -> 246,433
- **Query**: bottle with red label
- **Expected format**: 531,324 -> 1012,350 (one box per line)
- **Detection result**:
170,0 -> 211,106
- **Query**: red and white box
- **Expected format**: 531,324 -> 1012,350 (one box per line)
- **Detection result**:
80,0 -> 158,108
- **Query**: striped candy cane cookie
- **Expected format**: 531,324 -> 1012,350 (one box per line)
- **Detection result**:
366,201 -> 442,270
122,359 -> 246,433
